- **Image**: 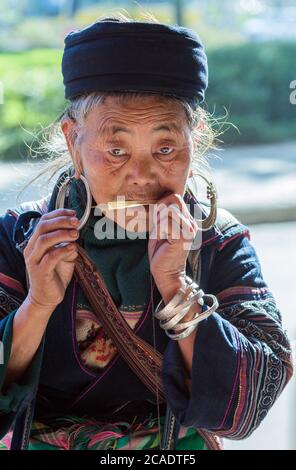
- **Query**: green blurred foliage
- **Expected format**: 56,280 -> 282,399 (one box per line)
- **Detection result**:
0,41 -> 295,161
0,48 -> 64,160
207,41 -> 296,145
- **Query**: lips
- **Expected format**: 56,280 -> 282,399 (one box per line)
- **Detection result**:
125,192 -> 166,201
125,197 -> 159,203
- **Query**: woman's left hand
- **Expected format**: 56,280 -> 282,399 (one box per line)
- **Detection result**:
148,192 -> 198,303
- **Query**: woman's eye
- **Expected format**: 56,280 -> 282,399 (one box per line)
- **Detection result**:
108,148 -> 126,157
158,147 -> 174,155
107,147 -> 175,157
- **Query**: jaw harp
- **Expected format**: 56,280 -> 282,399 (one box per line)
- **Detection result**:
99,200 -> 157,210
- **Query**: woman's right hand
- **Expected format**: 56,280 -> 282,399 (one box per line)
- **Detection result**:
23,208 -> 80,310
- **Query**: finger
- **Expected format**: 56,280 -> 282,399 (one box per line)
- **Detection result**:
158,204 -> 193,227
155,192 -> 187,213
147,235 -> 167,259
29,228 -> 80,265
39,242 -> 78,272
153,205 -> 194,235
152,199 -> 193,226
27,209 -> 78,248
41,208 -> 77,221
150,211 -> 195,244
33,215 -> 79,239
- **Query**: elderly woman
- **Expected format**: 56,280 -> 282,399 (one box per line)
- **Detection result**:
0,16 -> 293,451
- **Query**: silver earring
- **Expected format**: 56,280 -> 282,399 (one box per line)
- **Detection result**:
55,173 -> 92,231
186,170 -> 218,230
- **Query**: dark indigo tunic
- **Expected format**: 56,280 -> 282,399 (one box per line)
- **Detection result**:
0,180 -> 293,442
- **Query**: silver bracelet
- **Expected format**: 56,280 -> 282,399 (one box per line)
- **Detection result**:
172,294 -> 219,331
154,288 -> 189,321
155,276 -> 219,341
154,286 -> 204,321
159,290 -> 205,331
166,295 -> 219,340
165,324 -> 198,341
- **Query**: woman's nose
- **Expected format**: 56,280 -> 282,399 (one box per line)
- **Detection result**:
128,158 -> 155,186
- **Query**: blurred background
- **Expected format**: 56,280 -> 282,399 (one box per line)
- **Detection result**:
0,0 -> 295,450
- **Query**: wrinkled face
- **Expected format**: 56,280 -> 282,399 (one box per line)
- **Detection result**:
62,94 -> 194,229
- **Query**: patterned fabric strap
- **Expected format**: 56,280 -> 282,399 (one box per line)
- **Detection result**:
73,244 -> 224,450
74,243 -> 165,402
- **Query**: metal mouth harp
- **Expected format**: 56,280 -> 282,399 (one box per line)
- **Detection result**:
98,200 -> 158,210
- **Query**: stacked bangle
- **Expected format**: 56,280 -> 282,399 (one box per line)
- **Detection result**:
154,275 -> 219,340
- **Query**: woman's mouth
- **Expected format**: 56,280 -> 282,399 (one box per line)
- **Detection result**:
106,200 -> 157,210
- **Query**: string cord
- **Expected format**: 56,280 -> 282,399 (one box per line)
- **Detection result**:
150,272 -> 162,449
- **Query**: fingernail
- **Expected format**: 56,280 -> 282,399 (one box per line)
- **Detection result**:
70,229 -> 79,237
70,217 -> 79,226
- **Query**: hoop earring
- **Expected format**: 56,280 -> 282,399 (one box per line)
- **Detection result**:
55,173 -> 92,231
187,171 -> 217,231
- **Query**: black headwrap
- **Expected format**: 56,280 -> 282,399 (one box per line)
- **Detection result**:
62,18 -> 208,107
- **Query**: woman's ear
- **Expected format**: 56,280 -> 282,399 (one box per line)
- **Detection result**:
61,118 -> 79,154
61,119 -> 82,178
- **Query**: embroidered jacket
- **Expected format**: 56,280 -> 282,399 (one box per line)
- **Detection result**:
0,185 -> 293,447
